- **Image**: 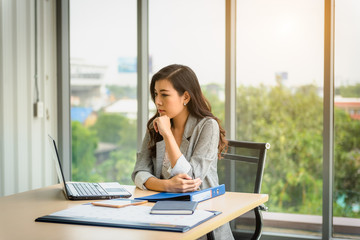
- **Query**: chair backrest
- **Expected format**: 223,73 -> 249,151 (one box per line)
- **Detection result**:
211,140 -> 270,240
218,140 -> 270,240
220,140 -> 270,194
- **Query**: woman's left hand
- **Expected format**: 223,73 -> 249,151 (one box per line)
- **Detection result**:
165,173 -> 202,193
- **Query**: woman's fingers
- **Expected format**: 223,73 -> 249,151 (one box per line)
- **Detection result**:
170,174 -> 202,192
153,119 -> 158,132
153,115 -> 171,136
177,173 -> 192,180
181,181 -> 201,192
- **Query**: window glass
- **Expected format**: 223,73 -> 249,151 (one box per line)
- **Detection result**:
334,0 -> 360,238
70,0 -> 137,184
149,0 -> 226,122
236,0 -> 324,236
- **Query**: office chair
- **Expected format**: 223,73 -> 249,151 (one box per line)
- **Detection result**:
207,140 -> 270,240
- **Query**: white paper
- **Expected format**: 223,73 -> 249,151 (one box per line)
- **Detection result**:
50,204 -> 214,227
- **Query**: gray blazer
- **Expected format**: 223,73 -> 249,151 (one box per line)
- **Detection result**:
132,114 -> 234,240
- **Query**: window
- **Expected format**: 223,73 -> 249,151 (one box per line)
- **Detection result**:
236,0 -> 324,236
69,0 -> 137,184
334,0 -> 360,238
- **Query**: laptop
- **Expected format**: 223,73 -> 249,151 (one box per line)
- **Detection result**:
48,135 -> 132,200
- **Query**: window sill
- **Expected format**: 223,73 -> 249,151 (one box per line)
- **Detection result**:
262,211 -> 360,236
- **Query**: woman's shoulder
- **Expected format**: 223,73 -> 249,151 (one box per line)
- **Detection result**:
192,116 -> 220,143
185,115 -> 218,138
198,116 -> 218,125
195,116 -> 219,132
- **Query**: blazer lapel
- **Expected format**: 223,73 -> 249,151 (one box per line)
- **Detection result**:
183,114 -> 198,139
179,138 -> 190,158
155,140 -> 165,178
181,114 -> 198,159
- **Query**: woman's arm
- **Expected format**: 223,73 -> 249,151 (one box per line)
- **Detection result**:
144,174 -> 202,193
153,115 -> 182,167
132,130 -> 201,192
131,132 -> 156,190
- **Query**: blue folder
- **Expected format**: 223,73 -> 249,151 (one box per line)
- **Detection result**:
135,184 -> 226,202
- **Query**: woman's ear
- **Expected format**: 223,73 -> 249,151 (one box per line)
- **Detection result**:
184,91 -> 191,104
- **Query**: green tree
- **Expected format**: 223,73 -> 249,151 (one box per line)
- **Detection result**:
97,148 -> 137,184
71,121 -> 102,182
335,83 -> 360,97
91,113 -> 132,144
234,83 -> 359,217
334,107 -> 360,217
236,84 -> 324,214
202,84 -> 225,124
91,112 -> 137,184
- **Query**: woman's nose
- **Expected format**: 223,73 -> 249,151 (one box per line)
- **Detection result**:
155,97 -> 162,106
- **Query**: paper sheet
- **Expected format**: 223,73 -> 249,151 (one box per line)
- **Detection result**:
49,204 -> 214,227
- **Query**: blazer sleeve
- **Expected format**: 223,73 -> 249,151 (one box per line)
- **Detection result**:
131,131 -> 155,190
187,118 -> 220,183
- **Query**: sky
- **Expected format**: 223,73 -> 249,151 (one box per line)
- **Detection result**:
70,0 -> 360,88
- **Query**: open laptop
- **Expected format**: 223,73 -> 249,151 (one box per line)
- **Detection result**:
48,135 -> 132,200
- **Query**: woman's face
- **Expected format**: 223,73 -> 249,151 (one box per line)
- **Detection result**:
154,79 -> 188,119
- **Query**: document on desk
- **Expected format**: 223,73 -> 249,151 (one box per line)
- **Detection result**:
35,204 -> 221,232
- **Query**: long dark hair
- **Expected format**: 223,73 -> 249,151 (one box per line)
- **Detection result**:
147,64 -> 227,158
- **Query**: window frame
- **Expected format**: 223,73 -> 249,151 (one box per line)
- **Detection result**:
323,0 -> 335,239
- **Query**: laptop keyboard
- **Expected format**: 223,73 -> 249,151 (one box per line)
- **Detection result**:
73,182 -> 107,196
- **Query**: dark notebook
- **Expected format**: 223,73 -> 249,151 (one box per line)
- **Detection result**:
150,200 -> 198,215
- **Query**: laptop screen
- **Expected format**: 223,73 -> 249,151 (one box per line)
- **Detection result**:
47,135 -> 69,196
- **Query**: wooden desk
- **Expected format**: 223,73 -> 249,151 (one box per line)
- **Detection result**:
0,184 -> 268,240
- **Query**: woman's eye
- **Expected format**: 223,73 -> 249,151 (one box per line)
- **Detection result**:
154,92 -> 168,97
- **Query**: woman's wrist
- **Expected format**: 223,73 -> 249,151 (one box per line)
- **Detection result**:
163,179 -> 170,192
145,177 -> 171,192
161,129 -> 174,140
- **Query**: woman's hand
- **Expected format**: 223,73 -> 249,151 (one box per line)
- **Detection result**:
165,173 -> 202,193
153,115 -> 172,137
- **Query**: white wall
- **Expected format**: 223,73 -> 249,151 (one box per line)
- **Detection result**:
0,0 -> 58,197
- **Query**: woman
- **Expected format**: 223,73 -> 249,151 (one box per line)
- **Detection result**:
132,64 -> 234,240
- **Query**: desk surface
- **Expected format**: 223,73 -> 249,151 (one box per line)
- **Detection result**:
0,184 -> 268,240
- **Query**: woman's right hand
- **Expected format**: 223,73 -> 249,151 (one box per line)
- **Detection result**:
153,115 -> 171,136
166,173 -> 202,193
